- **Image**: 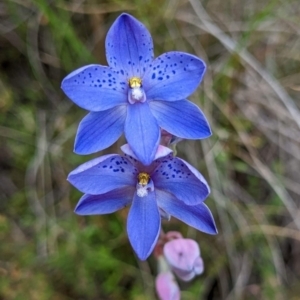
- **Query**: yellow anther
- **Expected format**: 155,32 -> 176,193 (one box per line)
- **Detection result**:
138,172 -> 150,186
129,77 -> 142,88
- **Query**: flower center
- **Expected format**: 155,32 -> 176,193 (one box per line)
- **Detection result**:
129,77 -> 142,88
138,172 -> 150,185
128,77 -> 146,104
136,172 -> 153,198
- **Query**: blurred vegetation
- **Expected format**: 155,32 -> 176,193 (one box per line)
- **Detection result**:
1,0 -> 300,299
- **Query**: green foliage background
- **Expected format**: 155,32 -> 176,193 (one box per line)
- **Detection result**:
1,0 -> 300,299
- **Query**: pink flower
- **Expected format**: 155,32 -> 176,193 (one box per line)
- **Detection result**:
156,271 -> 180,300
164,238 -> 204,281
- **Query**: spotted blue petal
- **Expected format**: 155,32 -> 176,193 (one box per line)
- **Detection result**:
106,13 -> 154,78
68,154 -> 137,194
61,65 -> 127,111
152,155 -> 210,205
143,52 -> 206,101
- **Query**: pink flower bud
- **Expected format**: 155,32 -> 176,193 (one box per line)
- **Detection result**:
163,238 -> 204,281
165,231 -> 183,240
160,130 -> 183,147
155,271 -> 180,300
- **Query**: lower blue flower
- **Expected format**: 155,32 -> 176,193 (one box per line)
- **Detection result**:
68,145 -> 217,260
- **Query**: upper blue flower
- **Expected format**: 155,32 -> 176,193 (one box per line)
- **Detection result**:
62,13 -> 211,165
68,145 -> 217,260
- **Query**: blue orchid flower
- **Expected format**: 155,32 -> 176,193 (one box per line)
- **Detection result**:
62,13 -> 211,165
68,145 -> 217,260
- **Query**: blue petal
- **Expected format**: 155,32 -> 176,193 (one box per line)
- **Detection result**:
61,64 -> 127,111
156,190 -> 217,234
143,51 -> 206,101
68,155 -> 137,194
74,105 -> 127,154
149,100 -> 211,139
127,191 -> 161,260
152,156 -> 210,205
75,187 -> 135,215
106,13 -> 154,78
124,103 -> 160,165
